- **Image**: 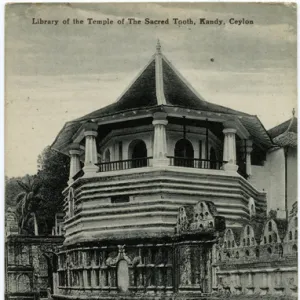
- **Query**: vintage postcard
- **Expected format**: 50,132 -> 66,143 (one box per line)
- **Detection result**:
5,2 -> 297,300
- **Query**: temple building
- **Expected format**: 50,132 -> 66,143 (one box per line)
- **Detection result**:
50,42 -> 297,299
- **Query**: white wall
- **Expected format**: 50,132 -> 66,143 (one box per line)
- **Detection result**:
166,125 -> 222,160
100,129 -> 153,161
249,148 -> 286,217
287,147 -> 297,212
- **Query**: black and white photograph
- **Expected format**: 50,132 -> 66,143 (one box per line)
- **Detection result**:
4,2 -> 298,300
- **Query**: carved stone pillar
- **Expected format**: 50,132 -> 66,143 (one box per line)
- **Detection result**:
68,143 -> 81,185
136,247 -> 144,292
274,271 -> 284,295
234,272 -> 242,295
152,112 -> 169,167
246,271 -> 255,295
260,272 -> 269,295
179,245 -> 192,291
53,272 -> 59,294
91,269 -> 97,288
83,123 -> 99,175
222,121 -> 238,171
245,140 -> 253,177
82,270 -> 88,288
239,139 -> 253,177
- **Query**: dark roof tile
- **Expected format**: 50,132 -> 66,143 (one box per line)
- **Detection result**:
268,117 -> 297,138
51,48 -> 274,153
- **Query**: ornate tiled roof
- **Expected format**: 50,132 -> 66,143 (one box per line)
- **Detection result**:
268,114 -> 297,148
268,117 -> 297,138
273,131 -> 297,147
51,41 -> 274,154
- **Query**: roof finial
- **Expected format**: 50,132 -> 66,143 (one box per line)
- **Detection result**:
156,39 -> 161,54
284,107 -> 296,134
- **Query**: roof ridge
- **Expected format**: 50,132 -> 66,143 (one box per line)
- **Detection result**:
155,40 -> 167,105
284,109 -> 296,133
161,54 -> 252,117
112,54 -> 156,105
161,54 -> 208,105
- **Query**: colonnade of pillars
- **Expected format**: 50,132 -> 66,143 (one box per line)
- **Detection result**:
67,115 -> 253,185
57,245 -> 173,294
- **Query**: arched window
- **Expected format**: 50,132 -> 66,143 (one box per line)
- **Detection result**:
174,139 -> 194,167
247,238 -> 250,246
278,244 -> 283,258
210,147 -> 217,169
251,237 -> 255,245
227,241 -> 231,248
245,250 -> 250,257
264,236 -> 267,244
268,221 -> 272,232
236,251 -> 239,259
232,241 -> 235,248
274,233 -> 278,243
104,149 -> 111,162
295,217 -> 298,227
243,239 -> 246,246
292,244 -> 297,253
289,231 -> 293,240
269,235 -> 272,243
267,247 -> 272,255
247,226 -> 250,235
17,274 -> 31,292
295,230 -> 298,240
129,140 -> 148,168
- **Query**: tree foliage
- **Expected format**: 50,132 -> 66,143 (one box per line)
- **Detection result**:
15,175 -> 42,235
5,176 -> 24,209
5,146 -> 70,235
36,146 -> 69,234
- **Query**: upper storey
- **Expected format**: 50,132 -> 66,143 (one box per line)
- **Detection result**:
52,41 -> 273,156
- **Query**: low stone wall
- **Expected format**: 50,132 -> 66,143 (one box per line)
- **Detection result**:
213,215 -> 298,297
5,235 -> 64,300
214,263 -> 297,296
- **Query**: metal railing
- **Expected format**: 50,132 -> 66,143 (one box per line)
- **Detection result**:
72,156 -> 225,178
96,157 -> 153,172
167,156 -> 225,170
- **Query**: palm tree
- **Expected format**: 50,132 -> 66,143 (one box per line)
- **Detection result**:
15,175 -> 42,235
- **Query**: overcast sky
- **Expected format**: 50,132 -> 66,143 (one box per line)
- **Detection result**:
5,3 -> 297,177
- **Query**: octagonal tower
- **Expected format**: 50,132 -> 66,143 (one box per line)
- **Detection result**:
51,42 -> 272,299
